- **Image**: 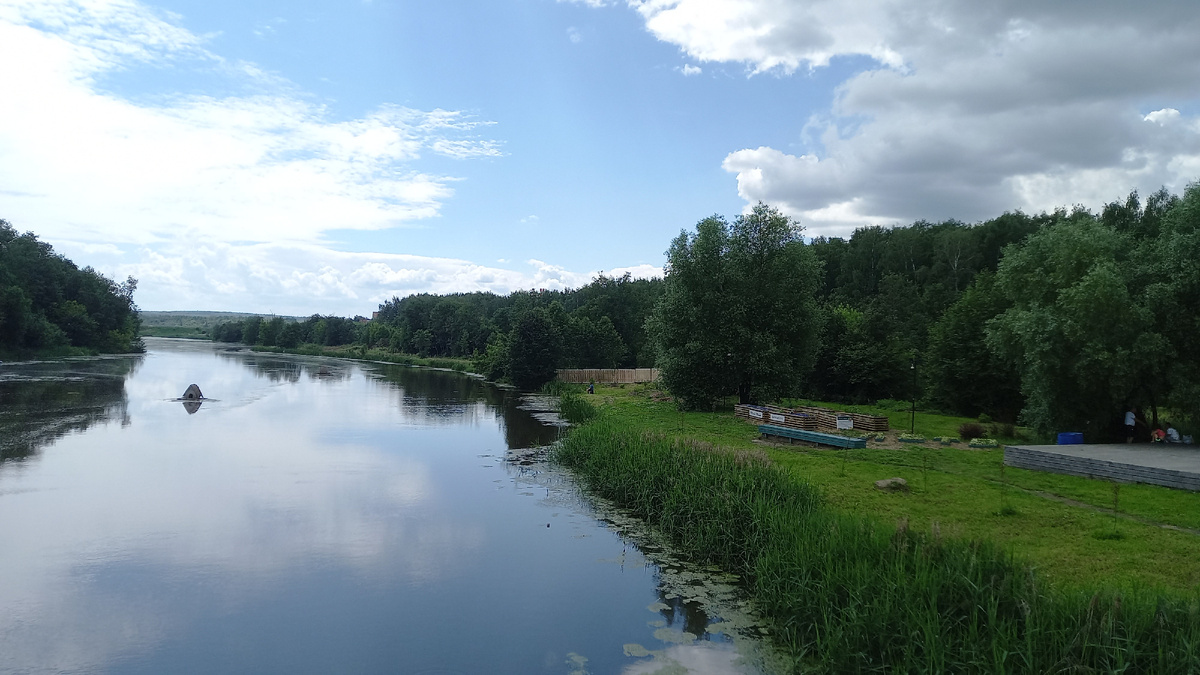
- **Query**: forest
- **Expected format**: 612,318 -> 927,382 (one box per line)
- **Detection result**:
0,220 -> 142,357
211,184 -> 1200,441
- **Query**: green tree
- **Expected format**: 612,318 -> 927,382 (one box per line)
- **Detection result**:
647,203 -> 823,409
926,272 -> 1022,420
507,306 -> 562,390
987,213 -> 1162,438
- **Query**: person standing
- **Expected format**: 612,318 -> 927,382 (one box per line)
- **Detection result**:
1125,408 -> 1136,443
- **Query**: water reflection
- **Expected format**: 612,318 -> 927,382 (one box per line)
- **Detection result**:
0,340 -> 780,675
0,355 -> 141,464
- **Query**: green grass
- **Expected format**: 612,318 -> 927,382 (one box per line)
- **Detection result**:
141,326 -> 210,339
586,385 -> 1200,592
555,417 -> 1200,673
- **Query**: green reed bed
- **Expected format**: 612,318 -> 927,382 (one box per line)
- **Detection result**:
540,382 -> 599,424
554,417 -> 1200,674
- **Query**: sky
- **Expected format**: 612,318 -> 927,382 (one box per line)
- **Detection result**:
2,0 -> 1199,316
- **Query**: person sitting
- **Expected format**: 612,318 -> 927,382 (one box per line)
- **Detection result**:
1166,423 -> 1181,443
1151,427 -> 1167,442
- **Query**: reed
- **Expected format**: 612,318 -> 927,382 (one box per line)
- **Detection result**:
555,418 -> 1200,673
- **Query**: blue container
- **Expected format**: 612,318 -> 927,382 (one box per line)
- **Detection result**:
1057,432 -> 1084,445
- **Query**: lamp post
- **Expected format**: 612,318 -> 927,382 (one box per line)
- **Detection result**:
910,360 -> 917,434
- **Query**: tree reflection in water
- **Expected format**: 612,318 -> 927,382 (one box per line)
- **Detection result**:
219,352 -> 560,450
0,355 -> 142,464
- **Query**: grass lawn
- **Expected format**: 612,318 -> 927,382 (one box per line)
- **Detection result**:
589,383 -> 1200,593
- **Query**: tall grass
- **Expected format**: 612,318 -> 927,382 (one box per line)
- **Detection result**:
540,381 -> 598,424
555,418 -> 1200,673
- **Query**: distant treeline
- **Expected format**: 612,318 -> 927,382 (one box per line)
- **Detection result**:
210,183 -> 1200,437
0,220 -> 142,356
211,274 -> 662,389
211,314 -> 363,348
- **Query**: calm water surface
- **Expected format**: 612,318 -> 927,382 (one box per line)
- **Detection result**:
0,339 -> 783,674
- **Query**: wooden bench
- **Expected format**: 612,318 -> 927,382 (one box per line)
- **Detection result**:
758,424 -> 867,448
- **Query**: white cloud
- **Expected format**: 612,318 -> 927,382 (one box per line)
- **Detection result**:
620,0 -> 1200,235
678,63 -> 701,76
1144,108 -> 1181,126
0,1 -> 654,314
0,0 -> 500,249
49,240 -> 656,314
567,26 -> 582,43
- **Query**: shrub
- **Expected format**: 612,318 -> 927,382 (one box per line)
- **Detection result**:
989,422 -> 1016,439
958,422 -> 985,440
978,413 -> 993,424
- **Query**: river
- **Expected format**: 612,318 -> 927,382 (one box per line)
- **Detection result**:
0,338 -> 785,675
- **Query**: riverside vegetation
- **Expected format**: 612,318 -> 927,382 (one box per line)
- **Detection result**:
0,219 -> 142,358
554,388 -> 1200,673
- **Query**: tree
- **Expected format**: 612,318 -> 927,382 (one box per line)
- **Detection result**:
507,306 -> 562,390
647,203 -> 823,409
987,213 -> 1162,439
926,272 -> 1022,420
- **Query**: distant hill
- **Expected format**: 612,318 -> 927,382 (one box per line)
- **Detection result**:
140,311 -> 302,339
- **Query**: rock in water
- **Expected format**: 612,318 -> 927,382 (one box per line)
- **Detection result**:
874,477 -> 909,492
182,384 -> 203,400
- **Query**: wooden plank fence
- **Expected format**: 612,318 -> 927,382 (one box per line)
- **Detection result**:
556,368 -> 659,384
735,403 -> 888,432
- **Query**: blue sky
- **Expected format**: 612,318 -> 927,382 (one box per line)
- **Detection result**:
2,0 -> 1199,315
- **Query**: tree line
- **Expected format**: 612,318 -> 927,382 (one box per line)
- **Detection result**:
211,314 -> 363,349
209,274 -> 662,390
655,186 -> 1200,441
210,182 -> 1200,441
0,220 -> 142,356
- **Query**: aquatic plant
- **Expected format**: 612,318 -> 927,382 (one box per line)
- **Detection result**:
555,418 -> 1200,673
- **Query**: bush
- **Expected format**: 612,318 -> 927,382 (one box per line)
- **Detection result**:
989,422 -> 1016,439
958,422 -> 985,440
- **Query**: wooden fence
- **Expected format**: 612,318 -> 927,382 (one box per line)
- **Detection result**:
556,368 -> 660,384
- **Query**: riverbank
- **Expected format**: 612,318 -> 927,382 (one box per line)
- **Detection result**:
248,344 -> 477,373
581,384 -> 1200,592
555,408 -> 1200,673
0,344 -> 135,361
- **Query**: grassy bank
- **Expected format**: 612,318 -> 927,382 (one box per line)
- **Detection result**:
556,417 -> 1200,673
0,344 -> 118,361
248,344 -> 477,373
141,326 -> 211,339
583,385 -> 1200,592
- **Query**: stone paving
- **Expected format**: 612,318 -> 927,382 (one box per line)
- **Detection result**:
1004,443 -> 1200,491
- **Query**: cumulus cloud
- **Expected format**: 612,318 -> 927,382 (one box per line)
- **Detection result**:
678,64 -> 702,76
52,240 -> 660,314
623,0 -> 1200,236
0,0 -> 504,247
0,0 -> 654,313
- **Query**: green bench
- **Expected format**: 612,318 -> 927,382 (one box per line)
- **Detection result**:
758,424 -> 866,449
